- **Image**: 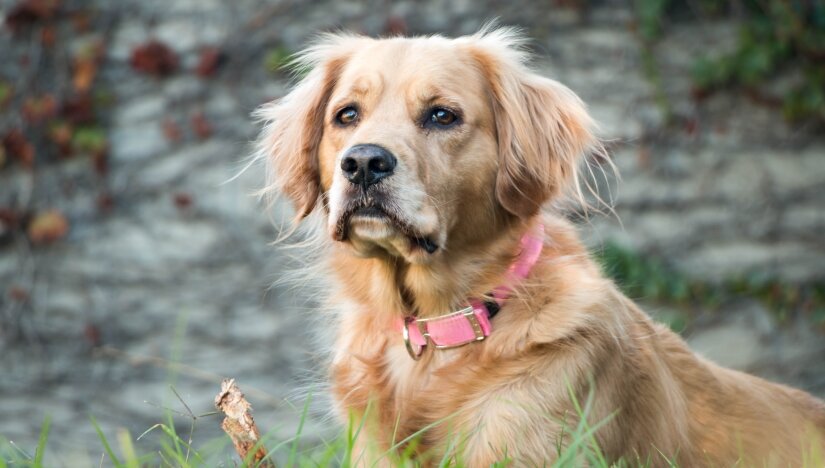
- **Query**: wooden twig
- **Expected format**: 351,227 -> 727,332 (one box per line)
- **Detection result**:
215,379 -> 274,467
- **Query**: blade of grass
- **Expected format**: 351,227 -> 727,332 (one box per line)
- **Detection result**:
343,399 -> 374,467
166,309 -> 190,389
7,440 -> 33,460
117,428 -> 140,468
158,424 -> 204,465
287,392 -> 313,467
377,410 -> 461,464
436,434 -> 460,468
164,412 -> 184,461
33,415 -> 51,467
169,385 -> 198,463
566,381 -> 611,467
90,416 -> 123,468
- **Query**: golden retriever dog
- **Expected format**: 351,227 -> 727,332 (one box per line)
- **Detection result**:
255,27 -> 825,466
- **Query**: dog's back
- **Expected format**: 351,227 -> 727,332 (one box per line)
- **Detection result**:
640,312 -> 825,466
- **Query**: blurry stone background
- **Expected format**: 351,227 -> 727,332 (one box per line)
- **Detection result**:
0,0 -> 823,464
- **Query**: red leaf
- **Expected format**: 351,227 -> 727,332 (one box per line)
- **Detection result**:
383,16 -> 407,36
196,47 -> 224,78
2,130 -> 35,168
40,24 -> 56,46
690,86 -> 711,102
162,118 -> 182,143
191,111 -> 212,139
70,10 -> 92,33
130,40 -> 178,77
91,150 -> 108,175
173,192 -> 193,210
683,117 -> 698,136
61,94 -> 94,124
84,322 -> 102,346
0,208 -> 22,241
96,193 -> 114,214
8,285 -> 29,302
5,0 -> 59,32
0,208 -> 22,230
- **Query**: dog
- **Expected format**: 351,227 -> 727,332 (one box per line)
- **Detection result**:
255,27 -> 825,466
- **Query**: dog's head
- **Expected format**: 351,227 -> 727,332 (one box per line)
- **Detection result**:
257,28 -> 598,264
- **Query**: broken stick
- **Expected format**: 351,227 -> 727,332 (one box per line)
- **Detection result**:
214,378 -> 275,467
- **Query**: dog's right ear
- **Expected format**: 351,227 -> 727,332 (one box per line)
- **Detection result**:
255,43 -> 350,220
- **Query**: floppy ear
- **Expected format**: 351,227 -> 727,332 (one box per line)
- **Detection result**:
471,37 -> 598,219
255,50 -> 347,220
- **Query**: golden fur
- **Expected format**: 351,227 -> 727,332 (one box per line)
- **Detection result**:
256,28 -> 825,466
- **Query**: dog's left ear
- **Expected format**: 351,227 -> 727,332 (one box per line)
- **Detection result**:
470,37 -> 598,219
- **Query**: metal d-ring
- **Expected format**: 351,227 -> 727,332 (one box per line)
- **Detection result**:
402,317 -> 426,360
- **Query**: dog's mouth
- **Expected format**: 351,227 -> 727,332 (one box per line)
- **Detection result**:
333,199 -> 439,254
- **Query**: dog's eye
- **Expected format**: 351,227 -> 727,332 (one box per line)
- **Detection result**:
427,107 -> 459,127
335,106 -> 359,126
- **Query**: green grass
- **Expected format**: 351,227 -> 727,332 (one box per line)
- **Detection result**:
0,385 -> 642,467
26,386 -> 824,467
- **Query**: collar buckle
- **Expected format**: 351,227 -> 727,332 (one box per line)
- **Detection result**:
402,306 -> 488,360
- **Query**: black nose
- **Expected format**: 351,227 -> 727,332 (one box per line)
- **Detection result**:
340,144 -> 397,188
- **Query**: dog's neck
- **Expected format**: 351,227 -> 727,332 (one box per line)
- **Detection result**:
330,217 -> 538,320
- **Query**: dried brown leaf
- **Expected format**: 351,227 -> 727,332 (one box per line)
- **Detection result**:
27,209 -> 69,244
22,94 -> 58,124
73,58 -> 97,92
49,121 -> 73,157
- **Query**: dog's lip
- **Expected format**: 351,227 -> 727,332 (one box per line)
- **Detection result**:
336,204 -> 439,254
351,206 -> 387,218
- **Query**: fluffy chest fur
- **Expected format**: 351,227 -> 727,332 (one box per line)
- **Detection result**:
325,217 -> 688,465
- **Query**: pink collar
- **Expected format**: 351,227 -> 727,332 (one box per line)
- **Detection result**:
400,223 -> 544,360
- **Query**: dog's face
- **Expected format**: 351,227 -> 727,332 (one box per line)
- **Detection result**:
258,29 -> 596,264
319,39 -> 501,263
